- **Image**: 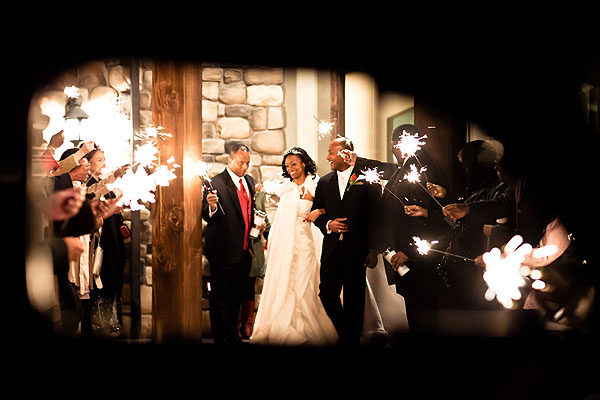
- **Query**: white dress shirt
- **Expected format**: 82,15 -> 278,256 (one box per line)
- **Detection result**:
327,166 -> 354,235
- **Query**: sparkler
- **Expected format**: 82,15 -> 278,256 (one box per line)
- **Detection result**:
106,167 -> 157,212
195,160 -> 225,214
313,116 -> 335,139
412,236 -> 475,262
403,164 -> 444,209
394,130 -> 427,163
354,167 -> 407,206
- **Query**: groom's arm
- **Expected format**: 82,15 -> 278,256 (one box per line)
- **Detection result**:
366,180 -> 383,253
312,180 -> 331,236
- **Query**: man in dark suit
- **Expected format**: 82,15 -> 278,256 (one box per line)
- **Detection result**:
311,137 -> 382,346
202,142 -> 264,344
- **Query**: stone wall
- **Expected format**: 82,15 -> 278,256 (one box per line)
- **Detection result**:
200,64 -> 287,183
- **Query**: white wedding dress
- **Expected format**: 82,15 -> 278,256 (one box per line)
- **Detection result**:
250,176 -> 338,346
250,175 -> 389,347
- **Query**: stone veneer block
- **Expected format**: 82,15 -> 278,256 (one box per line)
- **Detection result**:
203,122 -> 218,138
217,117 -> 250,139
250,154 -> 262,166
202,138 -> 225,154
224,69 -> 243,83
260,165 -> 284,181
244,68 -> 284,85
219,81 -> 246,104
202,100 -> 218,122
225,104 -> 252,118
202,81 -> 219,101
247,85 -> 284,106
262,155 -> 284,166
267,106 -> 284,129
251,130 -> 285,154
202,67 -> 223,81
249,107 -> 267,130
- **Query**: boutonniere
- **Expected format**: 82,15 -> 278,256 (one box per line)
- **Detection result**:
346,173 -> 363,191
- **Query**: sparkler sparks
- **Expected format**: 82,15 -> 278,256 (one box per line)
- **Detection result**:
412,236 -> 439,255
314,116 -> 335,139
394,130 -> 427,159
403,164 -> 444,209
403,164 -> 427,183
411,236 -> 475,262
134,142 -> 159,168
107,167 -> 157,212
480,235 -> 545,309
357,167 -> 384,184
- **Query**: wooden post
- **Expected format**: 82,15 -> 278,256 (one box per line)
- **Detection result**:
151,61 -> 204,343
331,70 -> 345,137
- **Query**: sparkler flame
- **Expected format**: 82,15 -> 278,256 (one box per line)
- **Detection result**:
134,142 -> 159,168
412,236 -> 439,255
358,167 -> 383,184
481,235 -> 535,309
107,167 -> 157,212
394,130 -> 427,159
314,116 -> 335,139
403,164 -> 427,183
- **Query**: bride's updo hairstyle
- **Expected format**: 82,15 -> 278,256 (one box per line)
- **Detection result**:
281,147 -> 317,181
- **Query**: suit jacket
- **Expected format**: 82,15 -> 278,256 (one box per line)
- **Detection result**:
312,166 -> 382,264
201,169 -> 256,265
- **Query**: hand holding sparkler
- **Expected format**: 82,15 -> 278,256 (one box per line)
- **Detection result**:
403,164 -> 444,209
404,205 -> 428,218
443,203 -> 470,221
338,149 -> 357,166
195,160 -> 225,215
426,182 -> 446,199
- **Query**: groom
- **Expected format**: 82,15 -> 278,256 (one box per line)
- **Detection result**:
312,137 -> 382,346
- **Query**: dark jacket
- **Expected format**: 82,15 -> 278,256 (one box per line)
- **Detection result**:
201,169 -> 256,265
311,166 -> 382,264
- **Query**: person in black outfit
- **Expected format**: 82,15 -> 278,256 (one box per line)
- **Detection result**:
201,142 -> 265,344
311,137 -> 382,346
350,124 -> 452,334
84,147 -> 128,334
430,139 -> 508,311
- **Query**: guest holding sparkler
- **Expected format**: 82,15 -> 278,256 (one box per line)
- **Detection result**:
84,146 -> 128,334
202,142 -> 265,344
344,124 -> 451,333
426,139 -> 508,311
444,149 -> 595,330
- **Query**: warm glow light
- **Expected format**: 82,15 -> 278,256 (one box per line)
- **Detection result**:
64,86 -> 81,98
107,167 -> 157,211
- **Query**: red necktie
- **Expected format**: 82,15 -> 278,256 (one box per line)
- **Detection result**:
237,178 -> 250,250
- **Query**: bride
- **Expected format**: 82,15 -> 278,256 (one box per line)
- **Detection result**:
250,147 -> 388,347
250,147 -> 337,346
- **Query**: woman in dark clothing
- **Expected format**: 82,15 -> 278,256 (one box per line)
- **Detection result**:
435,139 -> 508,310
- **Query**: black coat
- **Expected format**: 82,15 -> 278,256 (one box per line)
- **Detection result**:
311,166 -> 382,264
355,153 -> 450,294
52,173 -> 96,238
201,169 -> 256,265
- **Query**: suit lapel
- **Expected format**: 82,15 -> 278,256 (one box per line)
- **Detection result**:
340,166 -> 358,203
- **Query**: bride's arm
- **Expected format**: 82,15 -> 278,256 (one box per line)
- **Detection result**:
304,208 -> 324,222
